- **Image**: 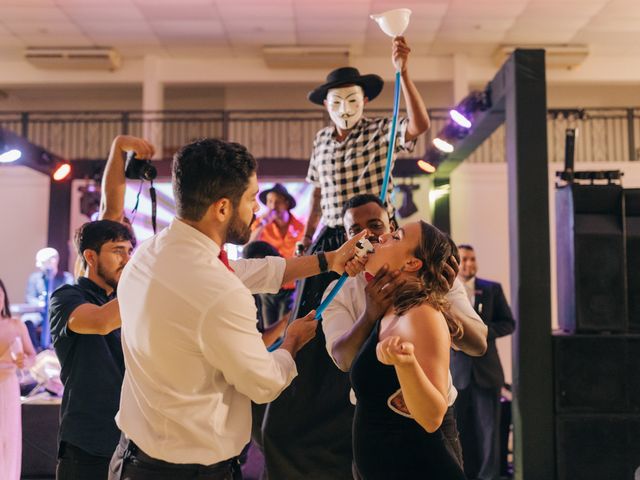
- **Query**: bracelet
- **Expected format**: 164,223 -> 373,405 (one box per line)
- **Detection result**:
316,251 -> 329,273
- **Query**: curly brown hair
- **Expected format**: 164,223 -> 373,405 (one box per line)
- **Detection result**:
392,221 -> 463,340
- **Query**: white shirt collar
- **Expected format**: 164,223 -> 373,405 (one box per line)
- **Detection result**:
170,218 -> 222,258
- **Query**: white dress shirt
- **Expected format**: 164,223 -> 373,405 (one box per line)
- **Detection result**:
116,219 -> 297,465
322,275 -> 483,407
463,276 -> 476,305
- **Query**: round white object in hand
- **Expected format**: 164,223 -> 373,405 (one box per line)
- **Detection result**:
355,238 -> 375,258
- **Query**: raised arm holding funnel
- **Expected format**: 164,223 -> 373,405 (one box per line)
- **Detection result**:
262,10 -> 433,480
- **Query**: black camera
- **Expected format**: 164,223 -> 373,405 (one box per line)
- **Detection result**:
125,152 -> 157,181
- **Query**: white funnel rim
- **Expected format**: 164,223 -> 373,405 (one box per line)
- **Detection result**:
370,8 -> 412,21
370,8 -> 412,37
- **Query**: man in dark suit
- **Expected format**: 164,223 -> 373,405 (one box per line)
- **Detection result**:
451,244 -> 516,480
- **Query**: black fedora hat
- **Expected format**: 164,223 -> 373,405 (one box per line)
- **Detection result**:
259,183 -> 296,210
308,67 -> 384,105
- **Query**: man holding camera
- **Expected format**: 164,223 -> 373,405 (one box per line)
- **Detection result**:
47,135 -> 154,480
49,220 -> 136,480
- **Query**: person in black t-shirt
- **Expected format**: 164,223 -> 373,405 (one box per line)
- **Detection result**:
50,220 -> 135,480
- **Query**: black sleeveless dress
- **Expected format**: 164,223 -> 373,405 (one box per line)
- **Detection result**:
350,320 -> 466,480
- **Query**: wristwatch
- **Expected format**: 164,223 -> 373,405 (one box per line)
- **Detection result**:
317,251 -> 329,273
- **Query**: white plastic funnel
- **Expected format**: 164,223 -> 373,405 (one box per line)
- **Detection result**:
370,8 -> 412,37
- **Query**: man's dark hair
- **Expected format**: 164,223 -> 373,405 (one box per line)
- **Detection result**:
172,138 -> 257,221
458,243 -> 474,251
75,220 -> 136,269
341,193 -> 385,217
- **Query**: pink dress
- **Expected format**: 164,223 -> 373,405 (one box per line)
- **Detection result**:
0,320 -> 22,480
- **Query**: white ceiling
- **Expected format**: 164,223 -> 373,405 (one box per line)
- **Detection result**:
0,0 -> 639,58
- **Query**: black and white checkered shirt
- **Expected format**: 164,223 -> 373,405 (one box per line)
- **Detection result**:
306,116 -> 416,227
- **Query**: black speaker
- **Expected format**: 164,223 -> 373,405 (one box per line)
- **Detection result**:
553,334 -> 640,414
556,184 -> 627,332
554,335 -> 640,479
626,189 -> 640,332
556,414 -> 640,480
22,402 -> 60,478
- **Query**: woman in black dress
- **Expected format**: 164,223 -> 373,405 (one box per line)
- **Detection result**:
350,220 -> 466,479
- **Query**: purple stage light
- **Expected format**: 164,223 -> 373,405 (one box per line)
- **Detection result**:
449,109 -> 472,129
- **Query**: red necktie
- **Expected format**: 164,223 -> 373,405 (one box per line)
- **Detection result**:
218,249 -> 234,272
365,272 -> 375,282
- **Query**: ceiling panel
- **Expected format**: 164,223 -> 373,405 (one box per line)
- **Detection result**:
138,4 -> 219,20
135,0 -> 215,5
584,17 -> 640,32
19,34 -> 94,47
62,5 -> 147,21
445,0 -> 528,17
57,0 -> 137,4
150,20 -> 226,36
0,0 -> 635,61
7,21 -> 85,36
0,6 -> 71,21
0,34 -> 24,47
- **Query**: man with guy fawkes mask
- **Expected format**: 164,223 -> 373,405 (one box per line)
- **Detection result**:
262,36 -> 431,479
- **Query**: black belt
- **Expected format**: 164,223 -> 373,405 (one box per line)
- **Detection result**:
126,440 -> 239,474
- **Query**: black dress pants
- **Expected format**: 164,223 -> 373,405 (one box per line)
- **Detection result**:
108,435 -> 242,480
455,383 -> 501,480
56,441 -> 112,480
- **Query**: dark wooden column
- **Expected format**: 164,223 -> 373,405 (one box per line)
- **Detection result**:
435,49 -> 554,479
504,49 -> 554,480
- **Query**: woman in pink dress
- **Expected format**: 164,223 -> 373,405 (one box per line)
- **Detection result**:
0,278 -> 36,480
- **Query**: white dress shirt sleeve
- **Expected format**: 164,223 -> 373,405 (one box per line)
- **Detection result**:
199,288 -> 297,404
446,278 -> 484,350
321,278 -> 360,366
230,256 -> 286,294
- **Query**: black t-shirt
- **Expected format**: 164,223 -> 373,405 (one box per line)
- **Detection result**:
50,277 -> 125,457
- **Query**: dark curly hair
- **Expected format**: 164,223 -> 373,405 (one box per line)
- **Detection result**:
75,220 -> 136,270
392,221 -> 463,339
172,138 -> 257,222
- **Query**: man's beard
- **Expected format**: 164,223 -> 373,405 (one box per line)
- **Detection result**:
227,211 -> 254,245
97,261 -> 122,291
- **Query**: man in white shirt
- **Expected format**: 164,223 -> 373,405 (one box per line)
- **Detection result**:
321,193 -> 488,472
109,138 -> 365,480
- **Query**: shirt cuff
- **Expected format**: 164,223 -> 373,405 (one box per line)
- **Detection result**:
271,348 -> 298,381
